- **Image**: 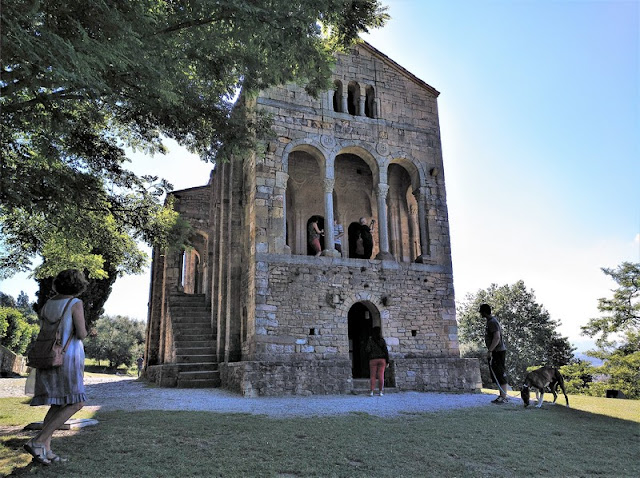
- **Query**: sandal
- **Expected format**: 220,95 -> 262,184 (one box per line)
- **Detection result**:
47,450 -> 68,463
23,441 -> 51,465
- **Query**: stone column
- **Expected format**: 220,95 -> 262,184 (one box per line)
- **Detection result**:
359,95 -> 366,117
413,186 -> 431,262
276,171 -> 290,254
374,183 -> 394,260
321,178 -> 340,257
341,93 -> 348,114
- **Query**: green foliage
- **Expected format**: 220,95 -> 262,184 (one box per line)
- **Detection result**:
584,330 -> 640,399
84,315 -> 145,369
560,360 -> 597,394
457,280 -> 575,387
577,263 -> 640,399
0,292 -> 16,308
581,262 -> 639,343
1,0 -> 387,321
0,307 -> 39,355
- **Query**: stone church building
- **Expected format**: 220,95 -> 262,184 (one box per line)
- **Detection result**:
144,42 -> 481,396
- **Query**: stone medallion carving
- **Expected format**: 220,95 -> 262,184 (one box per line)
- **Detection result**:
320,135 -> 335,149
376,142 -> 389,156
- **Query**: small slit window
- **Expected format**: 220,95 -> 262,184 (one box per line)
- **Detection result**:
347,81 -> 359,115
333,80 -> 343,113
365,85 -> 376,118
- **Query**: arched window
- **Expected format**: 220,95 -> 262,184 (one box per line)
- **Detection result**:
333,80 -> 343,113
347,81 -> 360,115
365,85 -> 376,118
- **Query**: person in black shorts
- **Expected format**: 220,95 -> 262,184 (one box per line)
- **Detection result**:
480,303 -> 509,404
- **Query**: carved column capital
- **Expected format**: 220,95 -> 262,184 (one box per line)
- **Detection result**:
323,178 -> 335,193
377,183 -> 389,199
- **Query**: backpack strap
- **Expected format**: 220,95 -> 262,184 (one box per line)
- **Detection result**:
40,298 -> 74,324
56,299 -> 75,352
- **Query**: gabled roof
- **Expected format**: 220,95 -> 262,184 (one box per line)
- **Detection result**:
358,41 -> 440,97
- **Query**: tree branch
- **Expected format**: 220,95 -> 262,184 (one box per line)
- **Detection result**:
3,90 -> 91,113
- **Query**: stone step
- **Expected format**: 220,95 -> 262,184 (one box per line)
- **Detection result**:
351,378 -> 397,394
171,317 -> 212,325
173,325 -> 214,334
176,346 -> 216,356
176,354 -> 217,364
179,370 -> 219,380
175,337 -> 216,345
175,340 -> 216,348
169,293 -> 206,300
171,310 -> 211,317
176,362 -> 219,372
177,378 -> 221,388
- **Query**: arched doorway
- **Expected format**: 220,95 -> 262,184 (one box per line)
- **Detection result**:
348,302 -> 379,378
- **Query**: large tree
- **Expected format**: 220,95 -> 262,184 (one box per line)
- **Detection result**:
1,0 -> 388,322
581,262 -> 640,343
457,281 -> 575,387
579,262 -> 640,399
84,315 -> 146,369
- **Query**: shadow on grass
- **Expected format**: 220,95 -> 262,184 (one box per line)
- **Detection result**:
3,394 -> 639,477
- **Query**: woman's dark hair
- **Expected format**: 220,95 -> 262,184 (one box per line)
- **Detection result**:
371,326 -> 382,339
53,269 -> 88,296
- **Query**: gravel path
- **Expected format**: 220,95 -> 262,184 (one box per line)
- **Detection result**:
1,375 -> 507,417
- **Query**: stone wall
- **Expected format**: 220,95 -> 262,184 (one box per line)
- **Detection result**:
250,254 -> 458,362
394,358 -> 482,392
0,345 -> 27,377
220,359 -> 353,397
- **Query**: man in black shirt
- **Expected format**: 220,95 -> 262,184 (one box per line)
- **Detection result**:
480,303 -> 509,404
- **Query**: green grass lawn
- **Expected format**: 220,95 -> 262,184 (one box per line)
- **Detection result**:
1,388 -> 638,477
84,358 -> 138,377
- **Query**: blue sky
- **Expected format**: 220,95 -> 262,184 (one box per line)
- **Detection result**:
1,0 -> 638,352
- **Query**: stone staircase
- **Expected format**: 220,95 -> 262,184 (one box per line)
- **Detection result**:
169,293 -> 220,388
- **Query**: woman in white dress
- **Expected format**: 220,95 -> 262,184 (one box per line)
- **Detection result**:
24,269 -> 88,465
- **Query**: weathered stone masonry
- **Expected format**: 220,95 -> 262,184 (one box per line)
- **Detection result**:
145,42 -> 481,395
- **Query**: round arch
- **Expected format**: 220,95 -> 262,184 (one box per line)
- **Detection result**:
389,156 -> 423,191
346,299 -> 383,378
282,139 -> 328,173
335,143 -> 380,182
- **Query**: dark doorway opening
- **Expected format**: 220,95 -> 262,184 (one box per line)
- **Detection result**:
306,216 -> 325,255
348,302 -> 373,378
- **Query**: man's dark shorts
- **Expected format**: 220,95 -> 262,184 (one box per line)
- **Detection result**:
489,350 -> 507,384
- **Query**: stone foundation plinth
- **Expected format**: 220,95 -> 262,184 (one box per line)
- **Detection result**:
145,364 -> 180,387
220,357 -> 481,396
394,357 -> 481,392
220,360 -> 353,397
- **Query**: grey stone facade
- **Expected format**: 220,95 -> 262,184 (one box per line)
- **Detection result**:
145,42 -> 481,396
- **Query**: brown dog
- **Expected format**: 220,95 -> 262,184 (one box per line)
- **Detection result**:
521,366 -> 569,408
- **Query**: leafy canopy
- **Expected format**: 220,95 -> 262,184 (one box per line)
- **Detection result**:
581,262 -> 640,343
0,0 -> 387,287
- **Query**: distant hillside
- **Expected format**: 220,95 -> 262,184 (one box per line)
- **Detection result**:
575,352 -> 603,367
